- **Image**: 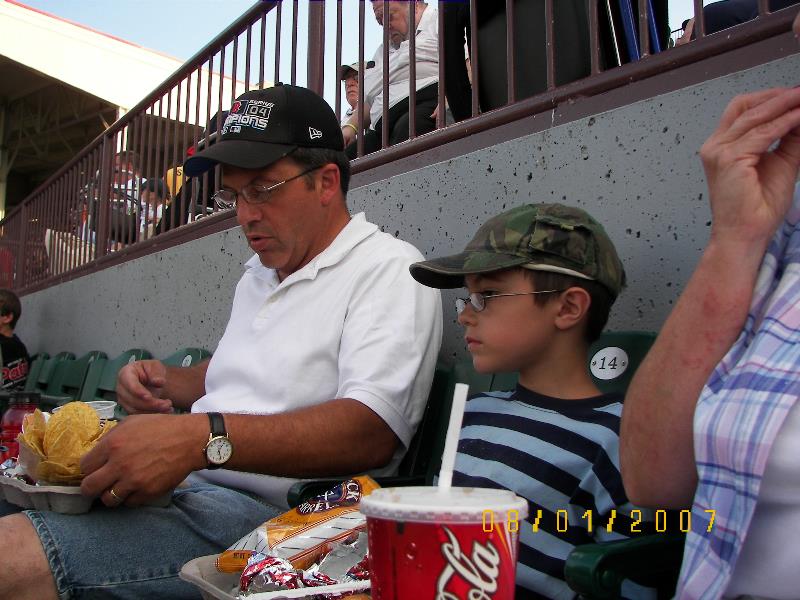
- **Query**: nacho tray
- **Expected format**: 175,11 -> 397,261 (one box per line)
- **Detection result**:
180,554 -> 371,600
0,469 -> 93,514
0,466 -> 173,514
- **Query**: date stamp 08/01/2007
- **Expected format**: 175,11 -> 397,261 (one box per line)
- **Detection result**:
480,509 -> 716,534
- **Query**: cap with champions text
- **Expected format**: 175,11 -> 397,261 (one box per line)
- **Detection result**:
183,83 -> 344,177
409,203 -> 626,298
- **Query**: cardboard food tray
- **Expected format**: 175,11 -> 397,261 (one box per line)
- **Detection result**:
180,554 -> 370,600
0,466 -> 172,514
0,470 -> 93,514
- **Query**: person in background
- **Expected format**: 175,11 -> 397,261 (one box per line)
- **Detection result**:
678,0 -> 799,40
164,165 -> 185,199
343,0 -> 439,158
339,60 -> 375,147
107,150 -> 142,246
675,18 -> 695,45
410,203 -> 654,598
139,178 -> 169,238
620,11 -> 800,598
0,289 -> 30,390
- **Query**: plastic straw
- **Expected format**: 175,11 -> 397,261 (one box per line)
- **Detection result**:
437,382 -> 469,490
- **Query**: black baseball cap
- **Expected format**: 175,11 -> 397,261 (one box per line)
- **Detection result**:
183,84 -> 344,177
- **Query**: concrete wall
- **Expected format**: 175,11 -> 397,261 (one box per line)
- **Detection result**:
17,54 -> 800,362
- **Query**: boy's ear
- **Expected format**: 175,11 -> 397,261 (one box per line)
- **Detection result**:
553,287 -> 592,332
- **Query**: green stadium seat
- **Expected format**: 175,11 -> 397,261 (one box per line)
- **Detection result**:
162,348 -> 212,368
565,532 -> 685,599
25,351 -> 75,396
24,353 -> 50,393
80,348 -> 153,403
42,351 -> 107,412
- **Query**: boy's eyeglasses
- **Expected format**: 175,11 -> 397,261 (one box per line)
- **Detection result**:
213,166 -> 321,210
455,290 -> 564,314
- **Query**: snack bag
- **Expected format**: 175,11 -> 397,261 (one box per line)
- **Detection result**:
216,476 -> 378,596
17,403 -> 116,484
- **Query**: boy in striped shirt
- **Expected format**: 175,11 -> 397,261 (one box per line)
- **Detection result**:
410,203 -> 653,599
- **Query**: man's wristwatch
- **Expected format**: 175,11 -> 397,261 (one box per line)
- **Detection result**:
204,412 -> 233,469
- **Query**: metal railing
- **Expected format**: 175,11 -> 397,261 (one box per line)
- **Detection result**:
0,0 -> 797,294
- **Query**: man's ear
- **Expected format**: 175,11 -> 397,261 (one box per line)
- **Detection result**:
317,164 -> 341,206
553,287 -> 592,332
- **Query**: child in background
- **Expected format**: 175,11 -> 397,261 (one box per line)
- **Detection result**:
0,289 -> 30,390
410,203 -> 654,599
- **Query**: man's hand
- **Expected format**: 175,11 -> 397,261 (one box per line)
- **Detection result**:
116,360 -> 172,414
701,87 -> 800,250
80,413 -> 207,507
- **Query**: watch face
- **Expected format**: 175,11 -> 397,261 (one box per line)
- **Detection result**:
206,436 -> 233,466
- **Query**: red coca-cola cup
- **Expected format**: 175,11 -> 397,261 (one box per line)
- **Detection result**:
360,486 -> 528,600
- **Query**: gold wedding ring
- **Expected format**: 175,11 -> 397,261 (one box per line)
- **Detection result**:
109,488 -> 122,503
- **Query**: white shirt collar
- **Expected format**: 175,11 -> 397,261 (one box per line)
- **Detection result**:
244,212 -> 377,285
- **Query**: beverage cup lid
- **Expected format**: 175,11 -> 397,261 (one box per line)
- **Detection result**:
360,486 -> 528,524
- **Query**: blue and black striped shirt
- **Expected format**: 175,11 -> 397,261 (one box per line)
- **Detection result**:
452,385 -> 655,599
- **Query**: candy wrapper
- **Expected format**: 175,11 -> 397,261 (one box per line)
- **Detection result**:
240,534 -> 370,598
216,476 -> 377,598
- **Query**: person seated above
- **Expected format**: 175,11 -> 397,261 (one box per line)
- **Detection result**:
411,203 -> 655,599
703,0 -> 799,35
339,59 -> 376,141
343,0 -> 440,157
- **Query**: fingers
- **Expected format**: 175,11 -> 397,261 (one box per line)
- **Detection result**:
714,88 -> 786,133
116,360 -> 171,414
775,122 -> 800,166
716,87 -> 800,148
702,88 -> 800,172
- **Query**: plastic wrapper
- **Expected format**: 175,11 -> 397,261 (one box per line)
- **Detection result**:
216,476 -> 377,598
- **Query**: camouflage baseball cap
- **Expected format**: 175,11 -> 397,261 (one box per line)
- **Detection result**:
409,203 -> 626,297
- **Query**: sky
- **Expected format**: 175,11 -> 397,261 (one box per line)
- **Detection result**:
17,0 -> 703,108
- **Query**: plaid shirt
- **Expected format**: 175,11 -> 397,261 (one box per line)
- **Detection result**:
678,186 -> 800,599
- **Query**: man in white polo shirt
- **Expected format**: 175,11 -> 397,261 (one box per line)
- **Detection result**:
0,83 -> 442,600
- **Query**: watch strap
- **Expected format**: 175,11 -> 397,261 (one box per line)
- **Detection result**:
208,412 -> 226,438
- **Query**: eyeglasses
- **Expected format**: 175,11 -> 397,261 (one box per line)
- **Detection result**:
213,166 -> 321,210
455,290 -> 564,315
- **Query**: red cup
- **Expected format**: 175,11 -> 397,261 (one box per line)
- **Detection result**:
360,486 -> 528,600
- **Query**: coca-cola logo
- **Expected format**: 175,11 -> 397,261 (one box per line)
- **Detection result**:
436,526 -> 501,600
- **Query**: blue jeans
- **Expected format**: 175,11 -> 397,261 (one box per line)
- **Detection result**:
0,477 -> 282,599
